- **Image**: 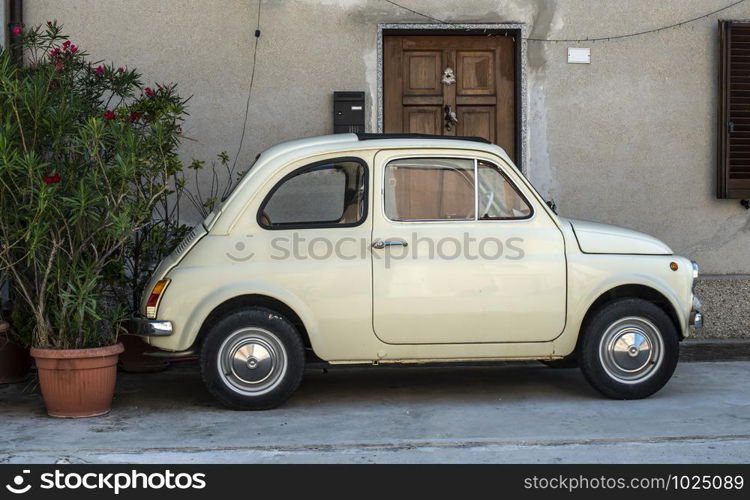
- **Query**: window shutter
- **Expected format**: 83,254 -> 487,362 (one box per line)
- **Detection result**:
718,21 -> 750,199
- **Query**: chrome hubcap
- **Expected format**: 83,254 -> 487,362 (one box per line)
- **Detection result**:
218,328 -> 287,395
599,317 -> 663,384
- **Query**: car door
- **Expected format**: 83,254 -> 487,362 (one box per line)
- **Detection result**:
371,150 -> 567,344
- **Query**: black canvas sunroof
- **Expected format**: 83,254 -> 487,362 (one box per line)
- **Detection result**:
355,133 -> 491,144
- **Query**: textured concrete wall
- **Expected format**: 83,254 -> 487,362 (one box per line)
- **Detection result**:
693,277 -> 750,339
22,1 -> 750,279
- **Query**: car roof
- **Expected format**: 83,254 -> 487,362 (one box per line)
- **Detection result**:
257,133 -> 513,167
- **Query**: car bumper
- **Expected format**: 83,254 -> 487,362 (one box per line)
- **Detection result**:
131,314 -> 174,337
689,295 -> 704,328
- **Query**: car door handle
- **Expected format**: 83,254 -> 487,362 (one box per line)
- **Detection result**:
372,240 -> 408,250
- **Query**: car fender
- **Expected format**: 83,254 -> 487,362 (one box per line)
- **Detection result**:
149,277 -> 319,353
572,271 -> 689,338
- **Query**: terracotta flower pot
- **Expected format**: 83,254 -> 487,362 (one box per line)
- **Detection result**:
30,343 -> 125,418
0,321 -> 31,384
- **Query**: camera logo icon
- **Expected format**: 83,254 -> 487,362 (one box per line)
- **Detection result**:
5,470 -> 32,494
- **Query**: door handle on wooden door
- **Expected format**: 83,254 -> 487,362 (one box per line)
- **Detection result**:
444,104 -> 459,131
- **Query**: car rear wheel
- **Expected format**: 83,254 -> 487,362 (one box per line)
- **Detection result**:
200,307 -> 305,410
578,298 -> 679,399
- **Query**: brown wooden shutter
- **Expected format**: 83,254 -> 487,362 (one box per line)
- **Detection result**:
719,21 -> 750,199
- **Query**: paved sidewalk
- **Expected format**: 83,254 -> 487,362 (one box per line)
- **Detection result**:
1,361 -> 749,463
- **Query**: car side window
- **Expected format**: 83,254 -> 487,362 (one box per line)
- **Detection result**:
259,158 -> 367,228
384,157 -> 532,222
477,160 -> 532,220
384,158 -> 476,221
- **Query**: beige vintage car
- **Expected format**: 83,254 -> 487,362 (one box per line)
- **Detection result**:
134,134 -> 703,410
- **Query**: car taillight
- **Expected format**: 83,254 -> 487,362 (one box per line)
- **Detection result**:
145,279 -> 170,319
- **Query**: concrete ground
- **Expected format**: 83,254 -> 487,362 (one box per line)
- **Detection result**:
1,360 -> 749,464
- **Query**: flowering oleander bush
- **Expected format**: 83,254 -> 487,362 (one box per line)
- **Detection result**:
0,22 -> 190,349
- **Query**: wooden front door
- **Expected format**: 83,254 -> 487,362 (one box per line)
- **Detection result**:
383,34 -> 516,160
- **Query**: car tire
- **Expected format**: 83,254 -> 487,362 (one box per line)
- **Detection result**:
200,307 -> 305,410
578,298 -> 679,400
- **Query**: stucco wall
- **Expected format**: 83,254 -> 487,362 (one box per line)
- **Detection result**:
23,0 -> 750,275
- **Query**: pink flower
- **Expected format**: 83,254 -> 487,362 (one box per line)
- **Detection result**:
117,67 -> 125,73
63,40 -> 71,49
96,65 -> 104,76
70,45 -> 78,54
49,48 -> 61,58
104,110 -> 116,120
129,112 -> 142,122
144,87 -> 155,98
55,61 -> 64,72
11,26 -> 22,36
43,174 -> 61,185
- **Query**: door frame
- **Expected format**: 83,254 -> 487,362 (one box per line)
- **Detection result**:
376,23 -> 527,172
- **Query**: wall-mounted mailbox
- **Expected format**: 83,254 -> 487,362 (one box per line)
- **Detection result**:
333,91 -> 365,133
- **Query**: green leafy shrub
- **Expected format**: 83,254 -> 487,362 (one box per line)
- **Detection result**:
0,22 -> 190,349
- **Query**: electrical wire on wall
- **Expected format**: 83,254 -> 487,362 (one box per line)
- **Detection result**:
232,0 -> 263,172
382,0 -> 746,42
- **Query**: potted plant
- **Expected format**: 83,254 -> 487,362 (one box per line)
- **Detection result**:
0,23 -> 186,416
116,127 -> 191,374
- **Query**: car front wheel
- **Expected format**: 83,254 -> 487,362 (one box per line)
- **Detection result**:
200,307 -> 305,410
578,298 -> 679,399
